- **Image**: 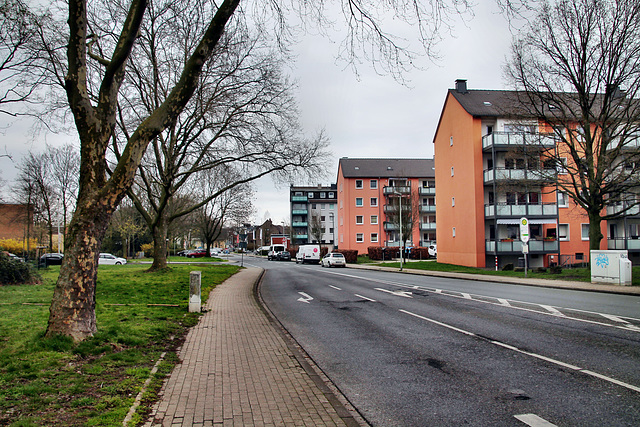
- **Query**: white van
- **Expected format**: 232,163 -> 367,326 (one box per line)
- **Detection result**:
268,245 -> 285,260
296,244 -> 321,264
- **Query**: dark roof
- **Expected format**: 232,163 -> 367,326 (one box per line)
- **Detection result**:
338,158 -> 435,179
448,89 -> 527,118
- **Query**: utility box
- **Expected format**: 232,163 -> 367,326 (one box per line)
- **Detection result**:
591,250 -> 632,285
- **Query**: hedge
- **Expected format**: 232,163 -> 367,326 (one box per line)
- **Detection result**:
334,249 -> 358,263
367,246 -> 432,261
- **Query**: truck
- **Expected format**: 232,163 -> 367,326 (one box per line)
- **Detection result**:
295,244 -> 321,264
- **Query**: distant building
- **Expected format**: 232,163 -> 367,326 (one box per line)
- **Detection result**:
0,204 -> 32,240
336,158 -> 436,254
289,185 -> 338,248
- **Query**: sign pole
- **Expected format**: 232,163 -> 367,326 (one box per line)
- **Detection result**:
520,218 -> 530,278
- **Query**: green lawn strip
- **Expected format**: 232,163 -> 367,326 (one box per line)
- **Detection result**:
367,260 -> 640,286
0,263 -> 240,426
127,256 -> 226,264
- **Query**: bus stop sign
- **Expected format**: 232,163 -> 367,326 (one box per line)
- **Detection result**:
520,217 -> 530,243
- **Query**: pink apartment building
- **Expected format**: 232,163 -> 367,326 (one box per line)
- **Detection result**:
336,158 -> 436,254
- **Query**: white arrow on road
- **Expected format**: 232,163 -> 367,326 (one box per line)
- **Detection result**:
374,288 -> 413,298
297,292 -> 314,304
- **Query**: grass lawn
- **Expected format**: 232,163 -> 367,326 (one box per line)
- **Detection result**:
0,263 -> 240,426
360,258 -> 640,286
128,256 -> 226,264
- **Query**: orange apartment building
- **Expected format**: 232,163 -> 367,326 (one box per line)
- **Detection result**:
336,158 -> 436,254
433,80 -> 610,269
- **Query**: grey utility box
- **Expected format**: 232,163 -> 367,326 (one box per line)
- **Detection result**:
591,250 -> 632,285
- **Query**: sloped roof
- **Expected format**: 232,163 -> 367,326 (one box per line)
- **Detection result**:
448,89 -> 526,117
338,158 -> 435,179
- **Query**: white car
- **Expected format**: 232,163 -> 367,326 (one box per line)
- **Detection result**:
321,252 -> 346,268
99,253 -> 127,265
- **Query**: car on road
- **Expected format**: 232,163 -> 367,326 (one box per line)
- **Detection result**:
276,251 -> 291,261
187,249 -> 207,258
99,253 -> 127,265
177,249 -> 191,256
321,252 -> 346,268
295,244 -> 320,264
39,253 -> 64,267
3,252 -> 24,262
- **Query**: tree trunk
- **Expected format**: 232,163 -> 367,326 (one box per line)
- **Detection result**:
149,217 -> 169,271
45,194 -> 115,341
588,211 -> 604,251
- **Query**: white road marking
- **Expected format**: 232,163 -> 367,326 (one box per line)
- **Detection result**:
329,285 -> 342,291
461,292 -> 472,299
498,298 -> 511,307
400,309 -> 640,394
355,294 -> 376,302
297,292 -> 313,304
514,413 -> 557,426
600,313 -> 630,324
375,288 -> 413,298
435,289 -> 443,294
540,305 -> 565,316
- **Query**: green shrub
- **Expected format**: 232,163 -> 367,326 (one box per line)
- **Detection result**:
502,263 -> 514,271
0,252 -> 40,285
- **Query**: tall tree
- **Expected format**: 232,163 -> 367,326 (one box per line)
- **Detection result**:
29,0 -> 473,340
504,0 -> 640,250
48,144 -> 80,248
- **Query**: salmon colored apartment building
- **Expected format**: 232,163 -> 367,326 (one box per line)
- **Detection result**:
336,158 -> 436,254
433,80 -> 612,269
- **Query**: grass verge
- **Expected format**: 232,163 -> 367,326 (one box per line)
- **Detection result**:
0,263 -> 240,426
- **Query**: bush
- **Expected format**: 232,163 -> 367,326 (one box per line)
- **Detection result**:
550,265 -> 563,274
502,263 -> 514,271
367,246 -> 399,260
335,249 -> 358,263
0,252 -> 40,285
408,247 -> 431,260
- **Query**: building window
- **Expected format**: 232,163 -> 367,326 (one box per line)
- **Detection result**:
576,252 -> 584,260
312,203 -> 317,209
356,215 -> 364,225
370,180 -> 378,189
320,192 -> 326,198
356,180 -> 363,189
451,167 -> 454,176
371,215 -> 378,224
321,216 -> 326,221
329,192 -> 335,198
559,224 -> 569,241
450,136 -> 453,146
308,192 -> 314,198
356,233 -> 364,243
371,233 -> 378,243
356,197 -> 363,207
329,203 -> 335,209
558,192 -> 568,207
581,224 -> 589,240
453,227 -> 456,237
452,197 -> 455,207
558,158 -> 568,174
370,197 -> 378,207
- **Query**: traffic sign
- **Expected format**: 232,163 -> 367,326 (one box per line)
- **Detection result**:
520,217 -> 530,243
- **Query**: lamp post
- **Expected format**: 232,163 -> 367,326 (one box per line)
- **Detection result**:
393,190 -> 403,272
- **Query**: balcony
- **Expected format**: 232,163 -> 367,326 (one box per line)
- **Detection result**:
292,222 -> 308,227
609,136 -> 640,150
294,234 -> 308,240
383,186 -> 411,195
383,222 -> 399,231
419,187 -> 436,195
291,195 -> 308,202
606,203 -> 640,217
485,239 -> 559,253
420,223 -> 436,231
483,168 -> 554,184
485,203 -> 558,218
292,209 -> 308,215
420,205 -> 436,213
608,238 -> 640,250
482,132 -> 556,151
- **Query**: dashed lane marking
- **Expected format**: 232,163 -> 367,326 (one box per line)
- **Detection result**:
514,413 -> 557,426
329,285 -> 342,291
355,294 -> 376,302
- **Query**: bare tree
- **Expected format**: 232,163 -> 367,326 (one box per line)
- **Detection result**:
48,144 -> 80,247
22,0 -> 475,340
386,191 -> 420,262
309,214 -> 323,245
504,0 -> 640,250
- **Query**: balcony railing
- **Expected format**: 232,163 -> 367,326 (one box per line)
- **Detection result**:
483,168 -> 555,184
419,187 -> 436,195
291,196 -> 308,202
420,223 -> 436,231
485,239 -> 559,253
606,203 -> 640,217
420,205 -> 436,213
609,136 -> 640,150
294,234 -> 308,240
482,132 -> 557,150
608,238 -> 640,250
383,186 -> 411,195
383,222 -> 399,231
485,203 -> 558,218
292,209 -> 308,215
292,222 -> 308,227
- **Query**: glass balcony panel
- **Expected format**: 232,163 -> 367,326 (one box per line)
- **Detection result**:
419,187 -> 436,195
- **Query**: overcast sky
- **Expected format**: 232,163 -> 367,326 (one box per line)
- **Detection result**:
0,1 -> 514,227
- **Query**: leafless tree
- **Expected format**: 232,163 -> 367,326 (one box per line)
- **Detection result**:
24,0 -> 475,340
504,0 -> 640,250
309,214 -> 323,245
48,144 -> 80,246
386,191 -> 420,262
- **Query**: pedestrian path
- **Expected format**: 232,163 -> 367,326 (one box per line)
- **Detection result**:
145,267 -> 362,427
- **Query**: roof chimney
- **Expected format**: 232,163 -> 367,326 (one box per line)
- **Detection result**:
455,79 -> 468,93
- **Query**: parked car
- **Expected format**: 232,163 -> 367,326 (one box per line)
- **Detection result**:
210,248 -> 221,256
177,249 -> 190,257
295,244 -> 320,264
267,244 -> 286,261
99,253 -> 127,265
187,249 -> 207,258
39,253 -> 64,267
276,251 -> 291,261
3,252 -> 24,262
321,252 -> 346,268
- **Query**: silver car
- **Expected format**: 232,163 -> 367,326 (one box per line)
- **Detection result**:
321,252 -> 346,268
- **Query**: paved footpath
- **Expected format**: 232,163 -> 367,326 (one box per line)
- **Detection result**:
145,267 -> 364,427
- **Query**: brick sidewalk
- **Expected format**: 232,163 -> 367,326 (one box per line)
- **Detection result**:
145,267 -> 362,426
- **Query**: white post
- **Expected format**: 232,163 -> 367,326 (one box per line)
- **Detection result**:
189,271 -> 202,313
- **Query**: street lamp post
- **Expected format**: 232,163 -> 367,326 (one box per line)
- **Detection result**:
393,190 -> 403,272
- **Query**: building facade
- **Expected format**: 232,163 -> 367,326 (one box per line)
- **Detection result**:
289,185 -> 338,247
433,80 -> 618,269
336,158 -> 436,254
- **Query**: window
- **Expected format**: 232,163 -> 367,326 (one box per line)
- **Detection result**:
308,192 -> 314,198
371,233 -> 378,243
320,192 -> 326,198
356,215 -> 364,225
312,203 -> 317,209
356,233 -> 364,243
558,192 -> 568,207
329,192 -> 335,198
558,158 -> 568,174
320,216 -> 326,221
355,180 -> 363,189
559,224 -> 569,241
581,224 -> 589,240
370,180 -> 378,189
576,253 -> 584,260
452,227 -> 456,237
355,197 -> 363,207
450,136 -> 453,146
370,197 -> 378,207
451,167 -> 454,176
452,197 -> 455,207
370,215 -> 378,224
329,203 -> 335,209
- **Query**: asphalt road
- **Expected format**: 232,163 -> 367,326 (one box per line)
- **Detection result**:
246,256 -> 640,426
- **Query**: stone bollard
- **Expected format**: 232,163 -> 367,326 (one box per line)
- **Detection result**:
189,271 -> 202,313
